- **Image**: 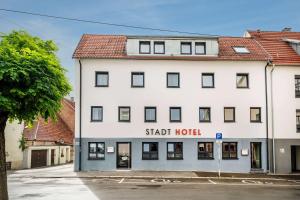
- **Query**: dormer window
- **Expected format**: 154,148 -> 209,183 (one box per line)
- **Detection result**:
233,46 -> 250,54
195,42 -> 206,55
154,41 -> 165,54
181,42 -> 192,54
139,41 -> 151,54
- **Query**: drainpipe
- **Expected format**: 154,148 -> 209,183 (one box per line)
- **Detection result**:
264,62 -> 270,172
270,64 -> 276,173
79,59 -> 82,171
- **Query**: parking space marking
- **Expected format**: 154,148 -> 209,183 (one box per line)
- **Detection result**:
208,179 -> 217,184
118,178 -> 125,183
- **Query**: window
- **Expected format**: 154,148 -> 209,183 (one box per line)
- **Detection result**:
139,41 -> 150,54
222,142 -> 237,159
145,107 -> 156,122
295,75 -> 300,97
236,73 -> 249,88
233,46 -> 250,54
91,106 -> 103,122
119,106 -> 130,122
181,42 -> 192,54
167,72 -> 180,88
167,142 -> 183,160
296,110 -> 300,133
95,72 -> 109,87
250,107 -> 261,122
199,107 -> 211,122
154,41 -> 165,54
195,42 -> 206,55
198,142 -> 213,159
224,107 -> 235,122
202,73 -> 214,88
131,72 -> 144,87
88,142 -> 105,160
170,107 -> 181,122
142,142 -> 158,160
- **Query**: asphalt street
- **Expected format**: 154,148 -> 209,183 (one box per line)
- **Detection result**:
8,176 -> 300,200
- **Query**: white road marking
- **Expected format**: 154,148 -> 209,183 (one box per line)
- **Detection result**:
208,179 -> 217,184
118,178 -> 125,183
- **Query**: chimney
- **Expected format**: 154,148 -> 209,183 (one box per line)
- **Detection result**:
282,27 -> 292,32
70,97 -> 74,102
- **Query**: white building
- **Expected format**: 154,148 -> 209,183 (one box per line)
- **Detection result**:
73,34 -> 273,173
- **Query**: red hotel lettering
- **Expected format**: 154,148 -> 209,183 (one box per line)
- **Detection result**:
175,129 -> 201,136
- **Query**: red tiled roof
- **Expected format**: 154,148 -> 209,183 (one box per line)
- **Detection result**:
248,30 -> 300,65
73,34 -> 270,61
23,99 -> 75,145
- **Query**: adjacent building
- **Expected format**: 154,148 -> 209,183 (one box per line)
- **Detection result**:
246,29 -> 300,173
73,34 -> 272,172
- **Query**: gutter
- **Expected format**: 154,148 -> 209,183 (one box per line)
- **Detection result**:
79,59 -> 82,171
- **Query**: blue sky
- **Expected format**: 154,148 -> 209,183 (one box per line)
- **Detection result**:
0,0 -> 299,97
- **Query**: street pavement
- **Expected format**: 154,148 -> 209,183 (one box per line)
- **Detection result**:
7,164 -> 300,200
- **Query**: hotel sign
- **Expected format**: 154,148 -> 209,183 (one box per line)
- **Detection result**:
146,128 -> 202,136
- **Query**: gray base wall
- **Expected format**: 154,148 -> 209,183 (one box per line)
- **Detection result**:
74,138 -> 267,173
268,139 -> 300,174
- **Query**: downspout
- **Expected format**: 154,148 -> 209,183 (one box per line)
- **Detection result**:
270,64 -> 276,173
79,59 -> 82,171
264,62 -> 270,172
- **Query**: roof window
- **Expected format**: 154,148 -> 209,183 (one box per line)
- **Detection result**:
233,46 -> 250,54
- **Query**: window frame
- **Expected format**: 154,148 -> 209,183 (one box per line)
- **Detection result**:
236,73 -> 249,88
180,42 -> 192,55
88,142 -> 105,160
199,107 -> 211,123
142,142 -> 159,160
91,106 -> 103,122
232,46 -> 250,54
131,72 -> 145,88
250,107 -> 261,123
167,72 -> 180,88
154,41 -> 165,54
118,106 -> 131,122
224,107 -> 235,123
222,142 -> 238,160
202,73 -> 215,88
169,107 -> 182,123
144,107 -> 157,123
167,142 -> 183,160
296,109 -> 300,133
295,75 -> 300,98
195,42 -> 206,55
139,41 -> 151,54
95,71 -> 109,87
198,142 -> 214,160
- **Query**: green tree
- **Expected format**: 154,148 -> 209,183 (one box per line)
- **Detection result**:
0,30 -> 71,200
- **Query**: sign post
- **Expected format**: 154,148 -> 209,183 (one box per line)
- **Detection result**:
216,133 -> 222,178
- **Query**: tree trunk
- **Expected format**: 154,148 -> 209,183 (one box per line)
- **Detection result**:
0,111 -> 8,200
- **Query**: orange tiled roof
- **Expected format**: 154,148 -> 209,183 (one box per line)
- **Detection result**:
73,34 -> 270,61
23,99 -> 75,145
248,30 -> 300,65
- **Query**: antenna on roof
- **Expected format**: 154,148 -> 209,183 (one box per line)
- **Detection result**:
282,27 -> 292,32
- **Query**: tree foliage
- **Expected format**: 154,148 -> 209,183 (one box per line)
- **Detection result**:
0,30 -> 72,122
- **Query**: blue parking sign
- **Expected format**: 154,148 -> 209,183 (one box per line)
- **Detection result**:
216,133 -> 222,140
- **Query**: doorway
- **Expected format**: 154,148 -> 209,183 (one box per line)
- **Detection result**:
291,145 -> 300,172
251,142 -> 262,169
116,142 -> 131,169
51,149 -> 55,165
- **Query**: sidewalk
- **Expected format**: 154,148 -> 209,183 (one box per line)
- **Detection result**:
8,164 -> 300,180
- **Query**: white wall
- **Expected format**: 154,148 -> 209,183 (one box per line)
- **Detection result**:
75,59 -> 267,139
5,121 -> 24,169
268,66 -> 300,139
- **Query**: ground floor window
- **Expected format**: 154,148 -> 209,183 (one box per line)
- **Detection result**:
167,142 -> 183,160
88,142 -> 105,160
142,142 -> 158,160
198,142 -> 214,159
222,142 -> 238,159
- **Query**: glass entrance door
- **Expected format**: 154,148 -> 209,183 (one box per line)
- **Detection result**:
117,142 -> 131,169
251,142 -> 262,169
